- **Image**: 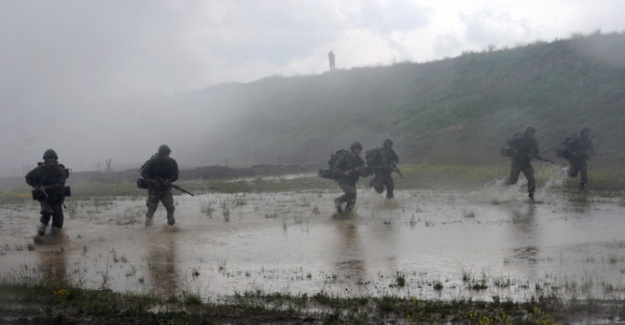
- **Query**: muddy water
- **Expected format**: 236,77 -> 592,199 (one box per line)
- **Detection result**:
1,181 -> 625,302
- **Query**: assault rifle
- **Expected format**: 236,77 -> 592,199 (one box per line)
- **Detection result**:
170,184 -> 195,196
533,156 -> 555,164
392,161 -> 403,178
32,185 -> 71,209
137,177 -> 195,196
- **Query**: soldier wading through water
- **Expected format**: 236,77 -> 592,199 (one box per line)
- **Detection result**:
560,126 -> 594,191
26,149 -> 68,238
333,142 -> 365,213
504,125 -> 540,200
370,138 -> 400,200
140,145 -> 179,227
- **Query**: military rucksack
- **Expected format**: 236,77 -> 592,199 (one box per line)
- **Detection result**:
318,149 -> 349,180
327,149 -> 349,168
557,134 -> 577,160
365,148 -> 384,166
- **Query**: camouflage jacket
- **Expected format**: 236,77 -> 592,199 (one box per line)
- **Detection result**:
381,148 -> 399,167
506,133 -> 539,162
25,162 -> 67,195
140,154 -> 179,184
333,152 -> 365,183
565,135 -> 594,159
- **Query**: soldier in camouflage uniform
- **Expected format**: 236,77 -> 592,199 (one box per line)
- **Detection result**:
371,138 -> 400,199
504,125 -> 539,200
564,126 -> 594,190
333,142 -> 365,213
140,145 -> 179,227
26,149 -> 67,237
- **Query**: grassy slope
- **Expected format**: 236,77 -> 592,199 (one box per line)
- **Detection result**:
191,31 -> 625,168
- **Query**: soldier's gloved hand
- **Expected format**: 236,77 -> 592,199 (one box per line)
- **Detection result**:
150,179 -> 161,188
162,180 -> 171,187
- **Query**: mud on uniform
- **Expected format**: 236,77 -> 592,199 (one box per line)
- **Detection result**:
565,135 -> 594,186
333,152 -> 365,211
140,155 -> 179,225
504,133 -> 539,195
25,163 -> 67,230
372,148 -> 399,199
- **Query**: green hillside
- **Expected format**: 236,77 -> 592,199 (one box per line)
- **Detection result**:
192,31 -> 625,167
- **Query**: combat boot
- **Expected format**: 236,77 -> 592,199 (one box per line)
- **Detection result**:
579,183 -> 586,191
334,198 -> 343,213
145,218 -> 154,228
37,223 -> 48,236
528,192 -> 534,201
50,227 -> 59,237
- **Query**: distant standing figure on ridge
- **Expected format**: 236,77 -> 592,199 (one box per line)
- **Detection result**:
328,51 -> 335,71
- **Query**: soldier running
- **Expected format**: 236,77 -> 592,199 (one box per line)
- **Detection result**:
333,142 -> 365,213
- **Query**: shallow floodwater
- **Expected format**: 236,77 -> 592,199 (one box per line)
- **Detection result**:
1,178 -> 625,302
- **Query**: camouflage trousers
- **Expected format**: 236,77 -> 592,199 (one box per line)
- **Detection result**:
372,170 -> 394,199
505,160 -> 535,194
39,200 -> 64,229
568,158 -> 588,185
145,189 -> 175,225
336,180 -> 357,210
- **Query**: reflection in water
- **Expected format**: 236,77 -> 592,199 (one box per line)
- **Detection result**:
330,213 -> 368,292
38,244 -> 68,286
506,204 -> 539,277
510,203 -> 537,235
147,238 -> 179,296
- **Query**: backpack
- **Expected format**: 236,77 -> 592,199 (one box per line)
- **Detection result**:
365,148 -> 384,166
557,134 -> 577,160
563,135 -> 576,146
327,149 -> 349,168
319,149 -> 349,180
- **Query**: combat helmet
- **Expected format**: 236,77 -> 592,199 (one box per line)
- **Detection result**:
43,149 -> 58,159
523,125 -> 536,135
383,138 -> 394,147
579,125 -> 590,135
350,141 -> 362,150
158,144 -> 172,155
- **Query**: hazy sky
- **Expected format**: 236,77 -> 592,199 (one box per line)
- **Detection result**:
2,0 -> 625,175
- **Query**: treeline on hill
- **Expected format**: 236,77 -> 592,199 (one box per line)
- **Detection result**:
176,31 -> 624,168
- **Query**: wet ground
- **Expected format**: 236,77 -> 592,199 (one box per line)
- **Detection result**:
1,176 -> 625,303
